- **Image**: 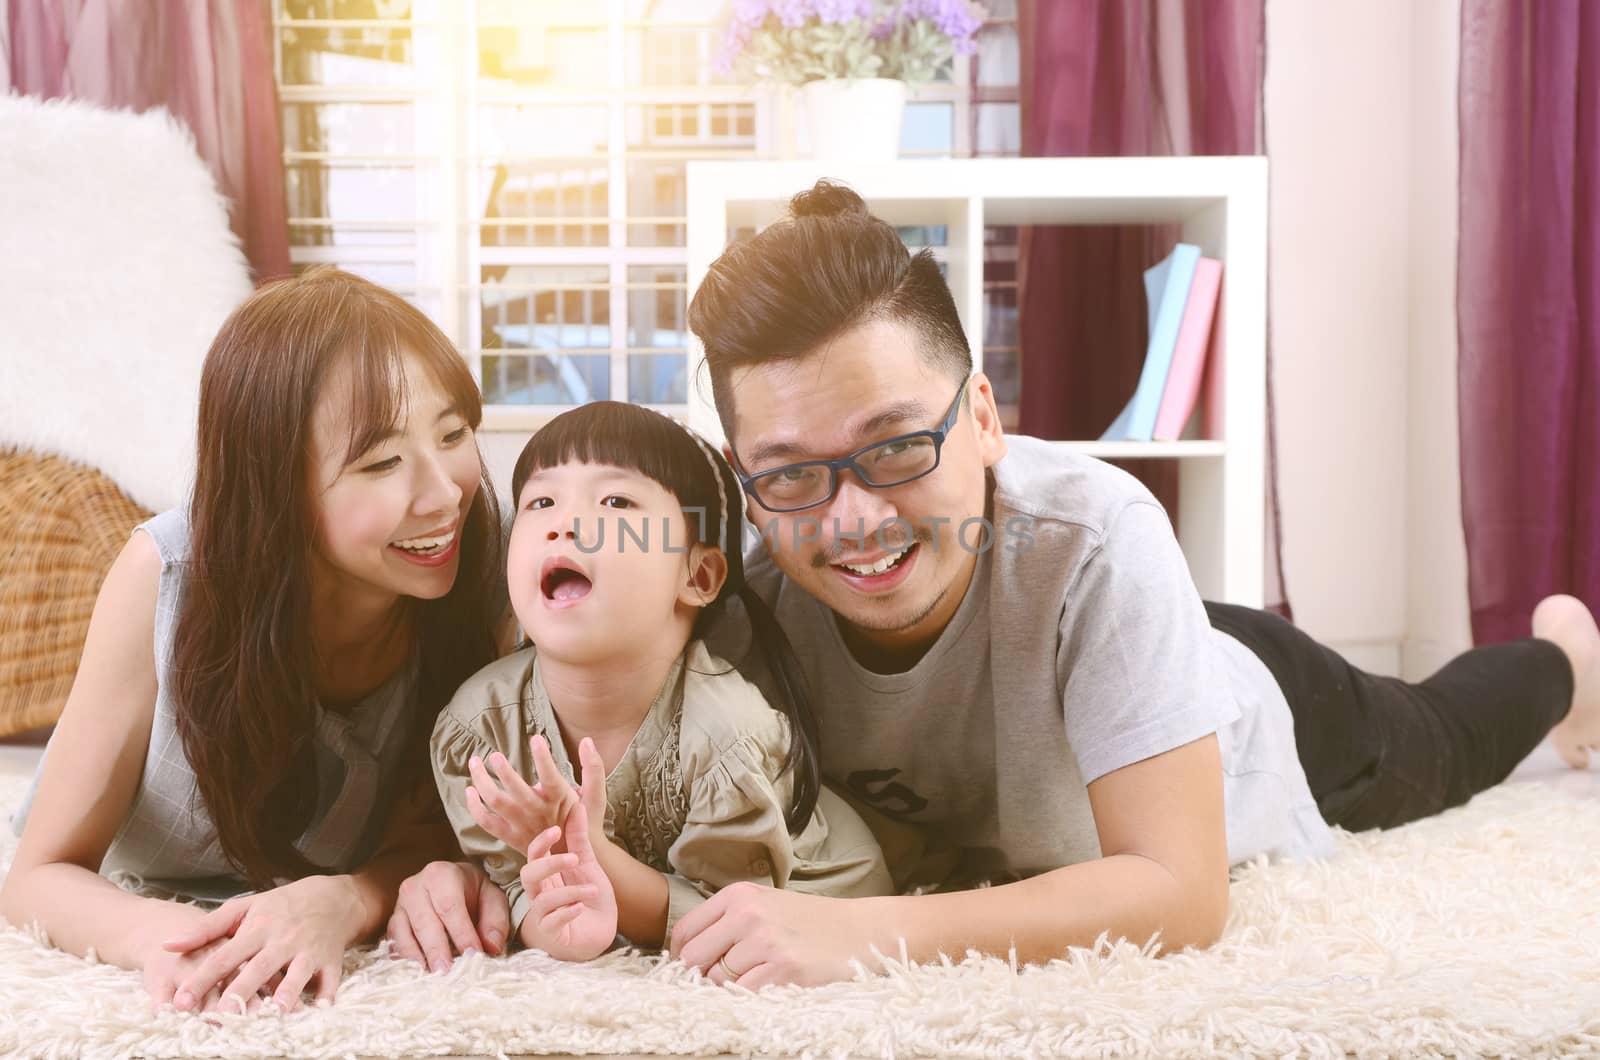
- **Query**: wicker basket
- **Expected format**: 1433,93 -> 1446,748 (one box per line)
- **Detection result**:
0,448 -> 152,736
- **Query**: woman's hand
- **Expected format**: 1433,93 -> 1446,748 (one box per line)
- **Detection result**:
144,932 -> 289,1015
159,875 -> 362,1013
386,859 -> 512,971
518,802 -> 617,962
135,903 -> 237,1015
465,735 -> 578,856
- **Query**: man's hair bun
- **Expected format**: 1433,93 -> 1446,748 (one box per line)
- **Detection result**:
788,179 -> 870,220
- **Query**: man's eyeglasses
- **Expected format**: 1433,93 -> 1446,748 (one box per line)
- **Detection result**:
733,377 -> 971,513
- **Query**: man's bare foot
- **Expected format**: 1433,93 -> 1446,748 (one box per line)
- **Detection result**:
1532,594 -> 1600,769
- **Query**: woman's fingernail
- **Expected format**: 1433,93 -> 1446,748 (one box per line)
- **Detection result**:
430,959 -> 448,974
487,930 -> 504,953
174,990 -> 194,1011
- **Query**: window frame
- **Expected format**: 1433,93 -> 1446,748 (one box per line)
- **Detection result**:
274,0 -> 989,430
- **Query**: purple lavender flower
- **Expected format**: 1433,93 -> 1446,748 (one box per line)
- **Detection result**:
902,0 -> 983,40
774,0 -> 814,27
732,0 -> 771,26
815,0 -> 872,24
717,4 -> 763,73
716,0 -> 980,85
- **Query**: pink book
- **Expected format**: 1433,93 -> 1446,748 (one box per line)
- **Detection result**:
1153,257 -> 1222,441
1201,282 -> 1226,440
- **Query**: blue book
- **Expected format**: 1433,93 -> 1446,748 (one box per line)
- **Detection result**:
1100,243 -> 1202,441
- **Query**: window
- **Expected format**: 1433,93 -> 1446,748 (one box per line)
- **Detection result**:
275,0 -> 1020,428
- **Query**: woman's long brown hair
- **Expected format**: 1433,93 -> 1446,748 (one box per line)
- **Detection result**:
170,268 -> 501,887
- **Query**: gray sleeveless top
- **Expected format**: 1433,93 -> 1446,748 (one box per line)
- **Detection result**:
10,508 -> 420,904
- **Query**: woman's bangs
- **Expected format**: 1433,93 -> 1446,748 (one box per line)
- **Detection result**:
334,315 -> 408,468
334,306 -> 484,468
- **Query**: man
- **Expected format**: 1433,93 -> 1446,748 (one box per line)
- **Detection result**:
388,180 -> 1600,985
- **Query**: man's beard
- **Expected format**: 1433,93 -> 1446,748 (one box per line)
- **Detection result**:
837,576 -> 950,634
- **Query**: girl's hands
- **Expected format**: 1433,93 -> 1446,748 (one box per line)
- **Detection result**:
466,735 -> 578,856
517,737 -> 617,962
571,737 -> 609,853
159,875 -> 361,1014
518,801 -> 617,962
467,734 -> 617,961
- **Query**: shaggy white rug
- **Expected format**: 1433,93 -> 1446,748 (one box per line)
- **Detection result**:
2,771 -> 1598,1059
0,93 -> 253,514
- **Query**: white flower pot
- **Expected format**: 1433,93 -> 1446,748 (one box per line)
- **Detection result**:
801,77 -> 908,162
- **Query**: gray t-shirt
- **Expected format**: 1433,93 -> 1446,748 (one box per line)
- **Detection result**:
706,435 -> 1333,891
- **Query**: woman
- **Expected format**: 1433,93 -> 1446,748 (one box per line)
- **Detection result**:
2,269 -> 507,1014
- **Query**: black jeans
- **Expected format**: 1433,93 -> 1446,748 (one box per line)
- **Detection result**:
1204,602 -> 1574,832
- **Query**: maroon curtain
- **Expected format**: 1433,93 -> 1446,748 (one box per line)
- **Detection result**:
1458,1 -> 1600,643
1016,0 -> 1289,615
7,0 -> 291,281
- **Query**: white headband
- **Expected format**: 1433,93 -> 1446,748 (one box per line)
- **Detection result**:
676,418 -> 730,557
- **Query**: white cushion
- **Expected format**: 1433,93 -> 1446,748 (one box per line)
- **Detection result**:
0,92 -> 254,513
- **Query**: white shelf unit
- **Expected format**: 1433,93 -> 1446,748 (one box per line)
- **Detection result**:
684,157 -> 1267,606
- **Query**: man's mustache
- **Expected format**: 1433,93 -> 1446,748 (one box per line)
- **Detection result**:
809,521 -> 936,568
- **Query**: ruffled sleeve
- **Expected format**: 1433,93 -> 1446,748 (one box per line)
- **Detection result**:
663,699 -> 892,937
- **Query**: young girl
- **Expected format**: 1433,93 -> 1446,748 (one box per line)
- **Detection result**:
430,401 -> 892,964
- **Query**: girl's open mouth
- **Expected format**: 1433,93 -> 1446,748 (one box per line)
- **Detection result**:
540,555 -> 594,607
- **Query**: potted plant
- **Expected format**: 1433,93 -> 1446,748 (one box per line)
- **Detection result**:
716,0 -> 987,161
